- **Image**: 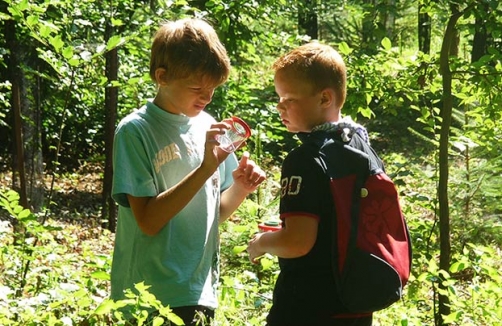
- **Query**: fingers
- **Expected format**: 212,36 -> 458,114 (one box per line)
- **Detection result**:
239,151 -> 249,168
207,125 -> 226,142
239,153 -> 265,181
247,234 -> 264,264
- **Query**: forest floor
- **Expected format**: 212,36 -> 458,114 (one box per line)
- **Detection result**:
0,163 -> 114,261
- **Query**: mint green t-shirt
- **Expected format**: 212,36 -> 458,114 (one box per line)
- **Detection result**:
110,101 -> 237,310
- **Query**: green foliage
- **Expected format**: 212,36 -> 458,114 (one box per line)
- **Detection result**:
0,188 -> 187,326
2,156 -> 502,325
1,0 -> 502,324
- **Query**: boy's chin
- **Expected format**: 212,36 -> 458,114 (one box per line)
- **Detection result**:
185,110 -> 204,118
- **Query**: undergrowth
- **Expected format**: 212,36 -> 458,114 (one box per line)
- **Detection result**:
0,151 -> 501,325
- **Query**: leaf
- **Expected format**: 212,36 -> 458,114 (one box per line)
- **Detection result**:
337,42 -> 352,56
18,208 -> 31,220
381,37 -> 392,50
39,25 -> 52,38
165,313 -> 184,325
68,57 -> 80,67
0,12 -> 12,21
111,18 -> 124,27
260,257 -> 274,270
91,271 -> 111,280
94,299 -> 115,315
62,46 -> 73,60
152,317 -> 165,326
106,35 -> 125,50
26,15 -> 39,27
50,35 -> 64,52
18,0 -> 29,11
232,245 -> 247,254
449,261 -> 465,273
443,311 -> 462,323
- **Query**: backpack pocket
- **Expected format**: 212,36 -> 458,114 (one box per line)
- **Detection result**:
339,247 -> 402,313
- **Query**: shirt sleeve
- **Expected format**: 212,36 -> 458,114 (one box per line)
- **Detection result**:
112,124 -> 157,207
280,147 -> 326,219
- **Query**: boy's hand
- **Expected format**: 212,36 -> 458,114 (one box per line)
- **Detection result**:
247,232 -> 265,264
202,123 -> 231,172
232,151 -> 266,193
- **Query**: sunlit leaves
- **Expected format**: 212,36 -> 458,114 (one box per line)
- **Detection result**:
381,37 -> 392,50
106,35 -> 125,51
337,41 -> 353,56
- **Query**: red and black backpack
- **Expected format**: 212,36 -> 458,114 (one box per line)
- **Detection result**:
304,130 -> 412,313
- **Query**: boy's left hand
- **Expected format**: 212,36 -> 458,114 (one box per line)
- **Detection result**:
232,151 -> 266,193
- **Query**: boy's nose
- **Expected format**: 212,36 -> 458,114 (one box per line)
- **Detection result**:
200,89 -> 214,103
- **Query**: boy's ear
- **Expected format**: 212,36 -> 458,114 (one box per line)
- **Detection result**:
320,89 -> 334,106
155,68 -> 168,86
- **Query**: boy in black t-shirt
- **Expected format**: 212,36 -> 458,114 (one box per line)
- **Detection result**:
247,42 -> 373,326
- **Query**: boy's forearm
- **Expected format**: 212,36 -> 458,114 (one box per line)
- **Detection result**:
131,164 -> 216,236
254,230 -> 310,258
219,184 -> 250,223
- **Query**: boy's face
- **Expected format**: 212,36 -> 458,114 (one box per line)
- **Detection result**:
274,69 -> 326,133
158,75 -> 217,117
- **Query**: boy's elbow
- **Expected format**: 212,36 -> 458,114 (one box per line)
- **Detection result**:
295,245 -> 312,257
289,241 -> 313,258
136,218 -> 161,236
138,224 -> 159,236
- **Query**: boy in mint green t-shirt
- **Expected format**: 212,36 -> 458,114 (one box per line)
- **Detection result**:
110,18 -> 266,326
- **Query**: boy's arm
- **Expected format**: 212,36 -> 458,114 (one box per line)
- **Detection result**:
219,152 -> 266,223
127,162 -> 216,236
247,215 -> 318,263
127,124 -> 230,236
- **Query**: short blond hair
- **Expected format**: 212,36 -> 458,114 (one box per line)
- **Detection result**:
273,42 -> 347,109
149,18 -> 231,86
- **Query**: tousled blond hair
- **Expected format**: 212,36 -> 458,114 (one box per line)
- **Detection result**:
273,42 -> 347,109
149,18 -> 231,86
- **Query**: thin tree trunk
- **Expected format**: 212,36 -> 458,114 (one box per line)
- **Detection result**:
448,3 -> 460,57
103,22 -> 118,232
418,1 -> 431,54
471,2 -> 488,63
298,0 -> 318,40
24,61 -> 44,213
5,17 -> 28,212
380,0 -> 396,40
437,5 -> 471,324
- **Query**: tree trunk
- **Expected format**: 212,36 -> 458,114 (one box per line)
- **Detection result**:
4,15 -> 44,214
448,3 -> 460,57
103,22 -> 118,232
360,0 -> 380,54
4,18 -> 28,211
23,61 -> 44,213
471,2 -> 489,63
380,0 -> 396,40
418,1 -> 431,54
437,5 -> 469,324
298,0 -> 318,40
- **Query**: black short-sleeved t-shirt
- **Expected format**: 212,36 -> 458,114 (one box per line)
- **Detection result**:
267,141 -> 372,326
267,142 -> 339,324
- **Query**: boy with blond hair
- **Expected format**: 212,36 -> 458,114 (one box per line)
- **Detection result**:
111,18 -> 266,325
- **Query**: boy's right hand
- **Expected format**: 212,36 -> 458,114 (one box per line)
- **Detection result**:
201,122 -> 232,172
247,232 -> 266,264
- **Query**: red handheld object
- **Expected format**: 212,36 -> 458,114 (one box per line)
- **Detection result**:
258,220 -> 282,232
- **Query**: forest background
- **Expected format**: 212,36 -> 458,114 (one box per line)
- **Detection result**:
0,0 -> 501,325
